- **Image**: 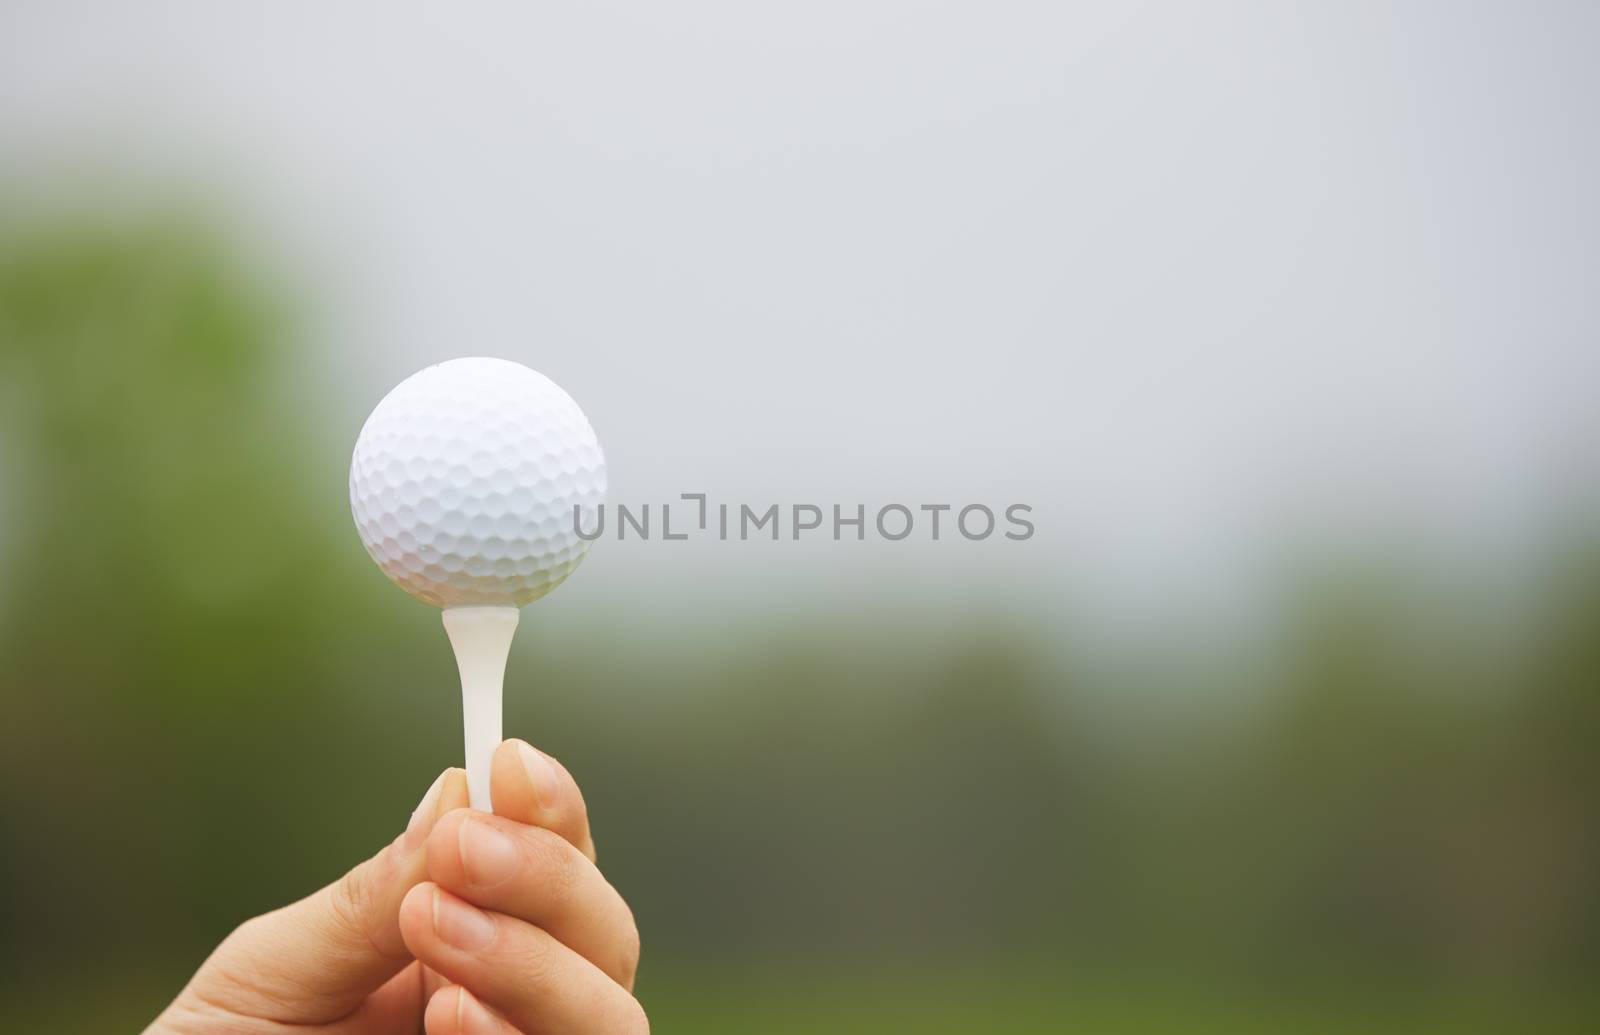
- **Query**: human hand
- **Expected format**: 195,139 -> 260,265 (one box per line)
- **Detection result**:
147,740 -> 644,1034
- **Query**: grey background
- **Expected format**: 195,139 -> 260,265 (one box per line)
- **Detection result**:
2,0 -> 1596,639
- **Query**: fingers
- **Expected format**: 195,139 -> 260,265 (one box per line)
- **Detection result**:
180,769 -> 470,1024
427,808 -> 640,988
490,739 -> 596,861
423,985 -> 517,1035
421,962 -> 455,1008
401,884 -> 649,1035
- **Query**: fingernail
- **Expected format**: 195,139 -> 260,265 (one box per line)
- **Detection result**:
517,741 -> 559,810
432,888 -> 497,950
456,987 -> 500,1035
458,815 -> 519,887
403,771 -> 447,850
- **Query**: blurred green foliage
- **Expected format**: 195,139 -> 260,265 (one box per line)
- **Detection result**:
1,214 -> 1596,1032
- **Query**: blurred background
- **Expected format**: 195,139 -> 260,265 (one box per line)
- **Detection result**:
2,2 -> 1597,1031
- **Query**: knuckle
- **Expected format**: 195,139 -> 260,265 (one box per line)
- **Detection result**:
224,913 -> 265,948
519,826 -> 582,905
326,862 -> 401,961
510,928 -> 564,995
330,865 -> 371,933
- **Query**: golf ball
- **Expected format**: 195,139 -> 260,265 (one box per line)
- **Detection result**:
350,358 -> 606,608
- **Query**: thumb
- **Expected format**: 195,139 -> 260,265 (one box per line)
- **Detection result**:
177,768 -> 471,1025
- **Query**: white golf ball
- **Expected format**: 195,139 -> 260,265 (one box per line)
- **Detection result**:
350,358 -> 606,608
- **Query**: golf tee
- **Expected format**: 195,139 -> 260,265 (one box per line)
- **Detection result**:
442,606 -> 520,812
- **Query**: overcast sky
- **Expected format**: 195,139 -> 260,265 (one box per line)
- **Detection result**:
3,1 -> 1596,637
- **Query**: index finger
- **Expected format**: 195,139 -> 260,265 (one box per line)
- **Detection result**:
489,739 -> 596,862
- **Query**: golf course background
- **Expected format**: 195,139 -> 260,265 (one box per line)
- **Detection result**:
1,213 -> 1596,1031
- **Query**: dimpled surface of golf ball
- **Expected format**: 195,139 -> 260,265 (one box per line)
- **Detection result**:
350,358 -> 606,608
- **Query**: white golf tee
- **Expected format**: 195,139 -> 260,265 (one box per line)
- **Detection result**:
442,606 -> 520,812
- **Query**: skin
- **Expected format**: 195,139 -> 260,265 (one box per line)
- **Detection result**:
147,740 -> 646,1034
